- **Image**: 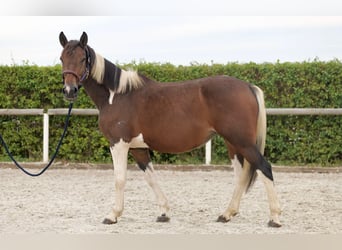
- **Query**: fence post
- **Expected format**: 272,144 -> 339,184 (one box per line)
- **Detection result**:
43,113 -> 49,163
205,140 -> 212,165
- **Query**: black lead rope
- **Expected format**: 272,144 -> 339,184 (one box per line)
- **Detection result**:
0,102 -> 73,177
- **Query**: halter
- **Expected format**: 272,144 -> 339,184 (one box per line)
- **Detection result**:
62,46 -> 91,85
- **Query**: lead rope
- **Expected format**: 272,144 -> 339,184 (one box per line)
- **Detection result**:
0,102 -> 73,177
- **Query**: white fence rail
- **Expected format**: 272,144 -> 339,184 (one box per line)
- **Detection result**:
1,108 -> 342,164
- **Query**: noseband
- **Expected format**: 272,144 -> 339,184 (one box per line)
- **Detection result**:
62,69 -> 89,83
62,46 -> 91,85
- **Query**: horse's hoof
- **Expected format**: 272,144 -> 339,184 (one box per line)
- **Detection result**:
268,220 -> 282,228
156,214 -> 170,222
102,218 -> 117,225
216,215 -> 230,223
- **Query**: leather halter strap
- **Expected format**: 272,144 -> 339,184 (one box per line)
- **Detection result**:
62,68 -> 89,83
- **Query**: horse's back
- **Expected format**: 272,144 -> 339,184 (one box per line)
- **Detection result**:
195,75 -> 259,118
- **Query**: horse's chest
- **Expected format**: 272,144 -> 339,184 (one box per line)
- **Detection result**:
99,113 -> 148,148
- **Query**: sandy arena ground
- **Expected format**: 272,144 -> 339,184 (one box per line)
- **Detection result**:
0,165 -> 341,234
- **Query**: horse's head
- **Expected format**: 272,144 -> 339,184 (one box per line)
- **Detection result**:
59,32 -> 90,101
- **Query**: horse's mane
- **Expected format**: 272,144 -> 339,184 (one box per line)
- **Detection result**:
90,50 -> 144,95
117,68 -> 144,94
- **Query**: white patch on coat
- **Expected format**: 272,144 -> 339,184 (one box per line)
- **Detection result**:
108,138 -> 130,221
129,133 -> 149,148
64,85 -> 71,94
106,135 -> 148,221
109,89 -> 115,104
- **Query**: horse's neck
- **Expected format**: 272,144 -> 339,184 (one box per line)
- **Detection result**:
83,79 -> 110,110
82,71 -> 156,110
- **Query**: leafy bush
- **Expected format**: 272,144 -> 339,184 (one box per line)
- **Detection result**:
0,60 -> 341,165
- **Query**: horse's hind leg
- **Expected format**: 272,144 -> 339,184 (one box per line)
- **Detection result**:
256,169 -> 282,227
217,142 -> 253,223
130,148 -> 170,222
239,145 -> 282,227
218,142 -> 282,227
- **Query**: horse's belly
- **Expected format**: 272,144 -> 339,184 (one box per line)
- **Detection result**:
144,128 -> 214,154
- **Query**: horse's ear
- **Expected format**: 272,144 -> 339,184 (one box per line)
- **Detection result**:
59,32 -> 68,48
80,32 -> 88,48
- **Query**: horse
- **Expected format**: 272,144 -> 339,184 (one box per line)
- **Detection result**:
59,32 -> 282,227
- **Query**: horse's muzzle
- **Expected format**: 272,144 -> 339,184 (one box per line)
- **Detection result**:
62,85 -> 79,101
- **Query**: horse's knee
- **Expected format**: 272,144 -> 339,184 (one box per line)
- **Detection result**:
115,177 -> 126,190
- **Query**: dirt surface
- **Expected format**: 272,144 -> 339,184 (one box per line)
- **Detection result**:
0,165 -> 341,234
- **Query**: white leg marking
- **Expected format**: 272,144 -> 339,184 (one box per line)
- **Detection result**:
256,170 -> 282,226
222,155 -> 250,220
106,139 -> 129,223
144,162 -> 169,216
232,155 -> 242,185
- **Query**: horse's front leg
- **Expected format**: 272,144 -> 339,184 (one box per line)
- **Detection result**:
103,139 -> 129,224
130,148 -> 170,222
145,164 -> 170,222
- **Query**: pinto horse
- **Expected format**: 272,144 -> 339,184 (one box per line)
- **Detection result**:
59,32 -> 282,227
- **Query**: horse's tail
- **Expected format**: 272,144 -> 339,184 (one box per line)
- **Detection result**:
245,85 -> 267,191
253,85 -> 267,155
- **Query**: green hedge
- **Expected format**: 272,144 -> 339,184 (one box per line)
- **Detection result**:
0,60 -> 341,165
